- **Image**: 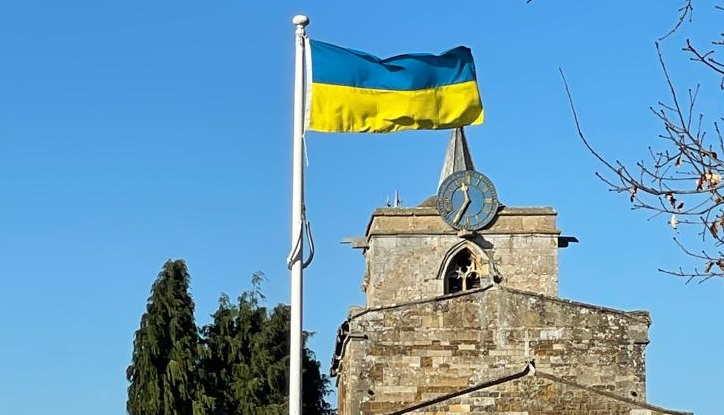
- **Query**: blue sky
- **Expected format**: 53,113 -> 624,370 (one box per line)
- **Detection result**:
1,1 -> 721,414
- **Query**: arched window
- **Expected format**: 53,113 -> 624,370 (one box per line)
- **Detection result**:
444,248 -> 484,294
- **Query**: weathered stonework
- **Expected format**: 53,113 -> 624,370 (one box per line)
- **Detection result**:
407,369 -> 690,415
333,196 -> 690,414
362,205 -> 560,307
336,286 -> 652,415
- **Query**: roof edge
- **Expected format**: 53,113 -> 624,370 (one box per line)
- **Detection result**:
342,284 -> 650,326
500,285 -> 652,325
384,363 -> 533,415
382,365 -> 692,415
536,371 -> 693,415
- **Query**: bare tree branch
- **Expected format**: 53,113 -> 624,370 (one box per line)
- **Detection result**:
659,0 -> 694,40
561,26 -> 724,282
684,39 -> 724,88
535,0 -> 724,281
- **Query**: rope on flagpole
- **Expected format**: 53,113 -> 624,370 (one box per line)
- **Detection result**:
302,208 -> 315,269
286,208 -> 315,270
286,223 -> 302,270
303,133 -> 310,168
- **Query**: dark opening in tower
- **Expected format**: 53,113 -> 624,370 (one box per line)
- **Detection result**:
445,248 -> 482,294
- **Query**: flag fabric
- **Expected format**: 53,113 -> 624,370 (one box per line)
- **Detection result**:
304,40 -> 484,133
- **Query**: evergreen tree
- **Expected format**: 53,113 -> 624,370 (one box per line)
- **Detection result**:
302,346 -> 331,415
127,260 -> 201,415
198,273 -> 331,415
268,306 -> 331,415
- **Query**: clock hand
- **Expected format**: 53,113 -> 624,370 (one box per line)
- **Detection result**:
452,183 -> 471,225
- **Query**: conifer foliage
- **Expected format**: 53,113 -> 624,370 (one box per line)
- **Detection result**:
197,272 -> 332,415
127,259 -> 200,415
128,265 -> 332,415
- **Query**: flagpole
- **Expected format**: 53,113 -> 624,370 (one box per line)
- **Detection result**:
290,14 -> 309,415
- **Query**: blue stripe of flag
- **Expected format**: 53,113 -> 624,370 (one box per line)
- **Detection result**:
309,40 -> 478,91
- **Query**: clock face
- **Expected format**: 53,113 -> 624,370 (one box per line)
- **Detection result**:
437,170 -> 499,231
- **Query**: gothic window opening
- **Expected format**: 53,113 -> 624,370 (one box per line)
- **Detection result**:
445,248 -> 483,294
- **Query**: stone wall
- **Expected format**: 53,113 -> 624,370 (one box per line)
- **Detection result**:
333,202 -> 686,414
408,372 -> 689,415
337,286 -> 650,415
362,206 -> 560,307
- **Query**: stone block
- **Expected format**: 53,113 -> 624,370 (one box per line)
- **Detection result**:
447,404 -> 470,412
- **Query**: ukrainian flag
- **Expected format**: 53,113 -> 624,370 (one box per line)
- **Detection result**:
305,40 -> 484,133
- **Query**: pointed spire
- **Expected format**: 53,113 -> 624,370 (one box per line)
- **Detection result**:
438,127 -> 475,187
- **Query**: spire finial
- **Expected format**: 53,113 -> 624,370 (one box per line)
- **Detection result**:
438,127 -> 475,187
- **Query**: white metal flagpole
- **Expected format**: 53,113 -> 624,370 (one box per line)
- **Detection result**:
290,14 -> 309,415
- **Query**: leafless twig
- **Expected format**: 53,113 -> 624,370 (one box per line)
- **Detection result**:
659,0 -> 694,40
560,41 -> 724,281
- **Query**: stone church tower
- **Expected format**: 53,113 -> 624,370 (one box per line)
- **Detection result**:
331,129 -> 691,415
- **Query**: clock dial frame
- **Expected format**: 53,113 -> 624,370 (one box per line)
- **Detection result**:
437,170 -> 499,231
